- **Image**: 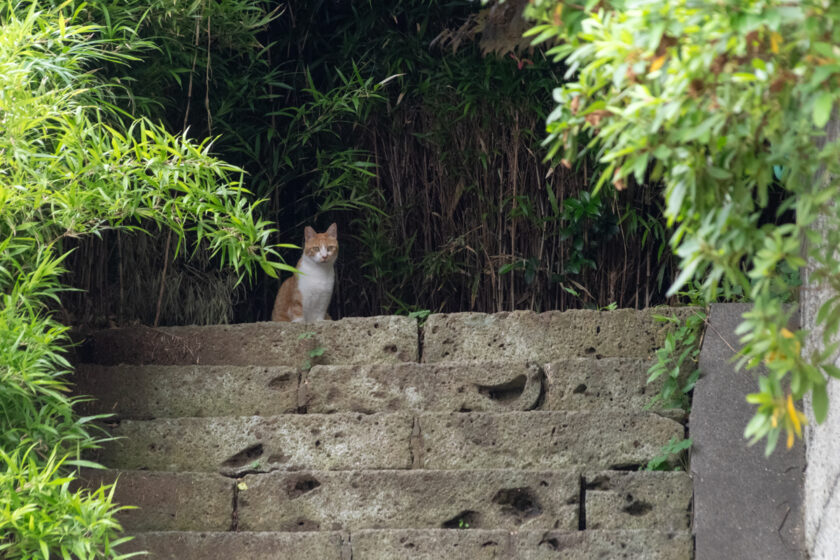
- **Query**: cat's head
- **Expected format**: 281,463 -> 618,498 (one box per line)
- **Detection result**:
303,223 -> 338,264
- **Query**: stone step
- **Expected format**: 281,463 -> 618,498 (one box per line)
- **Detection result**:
416,411 -> 681,471
422,307 -> 698,362
75,308 -> 698,367
78,471 -> 233,532
75,358 -> 680,419
237,469 -> 689,533
76,316 -> 418,366
83,469 -> 689,534
300,361 -> 543,414
237,469 -> 581,532
302,358 -> 678,416
95,411 -> 682,473
581,470 -> 691,531
117,529 -> 691,559
354,529 -> 692,560
74,365 -> 299,419
95,413 -> 415,474
120,531 -> 344,560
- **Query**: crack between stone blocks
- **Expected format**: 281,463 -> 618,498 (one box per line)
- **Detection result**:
296,368 -> 308,414
416,321 -> 425,363
340,530 -> 352,560
220,466 -> 280,479
230,478 -> 240,531
501,531 -> 516,558
409,416 -> 423,469
578,475 -> 586,531
532,362 -> 548,410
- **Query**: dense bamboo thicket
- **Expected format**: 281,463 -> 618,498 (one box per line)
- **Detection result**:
61,0 -> 678,326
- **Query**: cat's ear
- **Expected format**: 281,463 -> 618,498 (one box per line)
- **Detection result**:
304,226 -> 316,241
326,223 -> 338,238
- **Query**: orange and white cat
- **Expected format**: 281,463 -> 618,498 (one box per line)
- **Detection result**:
271,223 -> 338,322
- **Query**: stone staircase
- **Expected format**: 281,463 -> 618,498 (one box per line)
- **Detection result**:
73,309 -> 696,559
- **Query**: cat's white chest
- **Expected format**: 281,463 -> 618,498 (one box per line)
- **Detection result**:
297,258 -> 335,322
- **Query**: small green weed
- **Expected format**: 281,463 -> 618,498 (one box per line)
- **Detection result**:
645,437 -> 693,471
298,331 -> 326,370
646,310 -> 706,412
408,309 -> 431,325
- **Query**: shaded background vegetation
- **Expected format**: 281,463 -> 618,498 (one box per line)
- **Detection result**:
61,0 -> 680,327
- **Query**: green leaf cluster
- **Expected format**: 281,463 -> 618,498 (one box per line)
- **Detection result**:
525,0 -> 840,453
646,310 -> 704,412
644,436 -> 692,472
0,2 -> 286,555
0,447 -> 137,560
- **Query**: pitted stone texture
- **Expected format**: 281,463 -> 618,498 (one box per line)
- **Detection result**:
75,364 -> 298,419
585,471 -> 692,531
351,529 -> 512,559
350,530 -> 691,559
422,308 -> 698,363
97,414 -> 412,473
120,531 -> 344,559
302,362 -> 543,413
237,470 -> 579,532
419,411 -> 683,470
544,358 -> 678,415
513,529 -> 692,559
81,316 -> 417,366
78,470 -> 232,531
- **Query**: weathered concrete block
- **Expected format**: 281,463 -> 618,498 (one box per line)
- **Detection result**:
74,364 -> 298,419
97,414 -> 413,473
351,529 -> 513,559
693,303 -> 806,560
422,308 -> 699,363
544,358 -> 680,416
80,316 -> 417,366
78,470 -> 232,531
584,471 -> 692,531
120,531 -> 345,559
513,529 -> 692,559
302,362 -> 542,414
237,470 -> 579,532
419,411 -> 683,470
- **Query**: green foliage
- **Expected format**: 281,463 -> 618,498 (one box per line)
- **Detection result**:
55,0 -> 682,323
408,309 -> 432,323
646,310 -> 705,412
0,2 -> 284,555
298,331 -> 326,370
0,447 -> 137,560
525,0 -> 840,453
644,436 -> 692,472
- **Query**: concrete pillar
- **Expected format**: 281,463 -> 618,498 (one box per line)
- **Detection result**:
803,255 -> 840,558
802,116 -> 840,559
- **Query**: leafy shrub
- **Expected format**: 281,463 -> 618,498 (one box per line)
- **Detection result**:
525,0 -> 840,452
646,310 -> 705,412
0,447 -> 135,560
0,2 -> 284,555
